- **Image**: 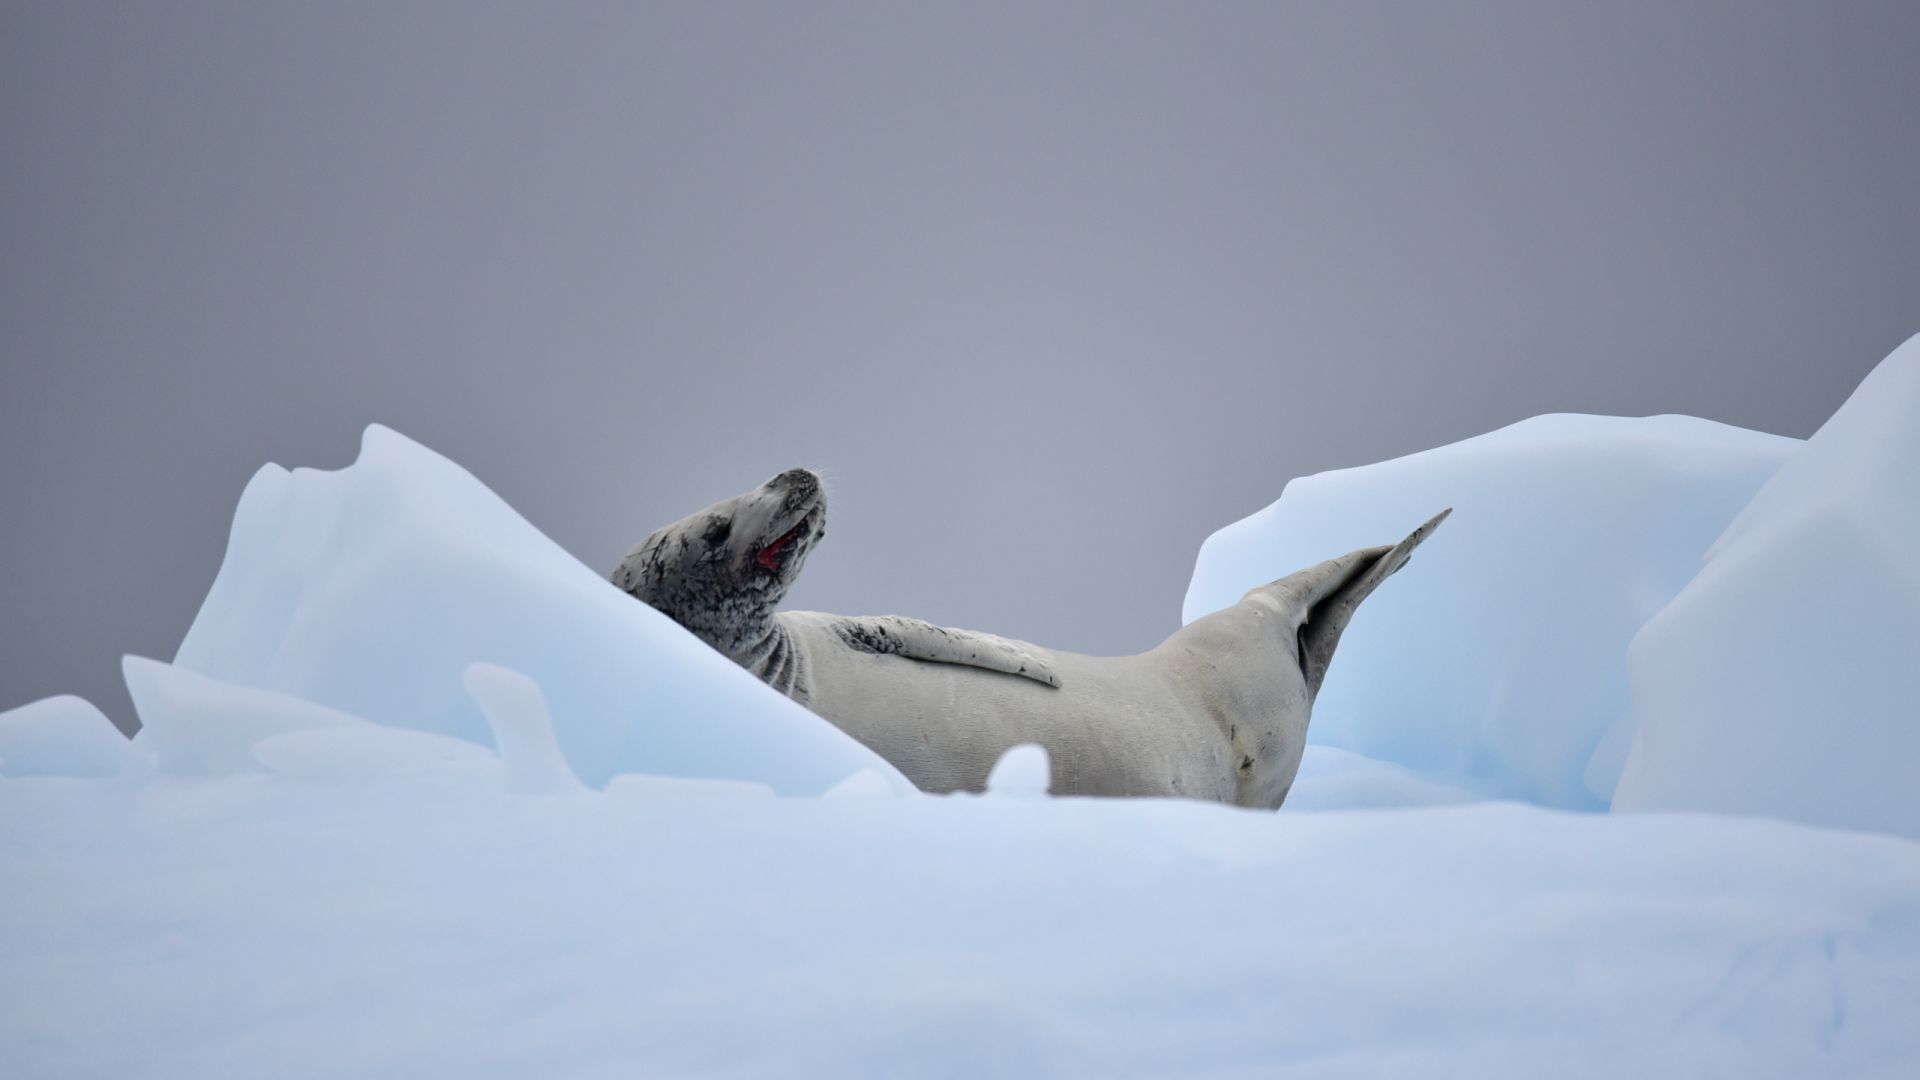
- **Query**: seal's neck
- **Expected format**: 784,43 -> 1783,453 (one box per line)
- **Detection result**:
730,617 -> 808,705
681,590 -> 770,651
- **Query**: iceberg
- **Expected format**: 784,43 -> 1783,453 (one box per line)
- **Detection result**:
169,425 -> 912,796
6,340 -> 1920,1076
1184,414 -> 1797,808
1615,335 -> 1920,837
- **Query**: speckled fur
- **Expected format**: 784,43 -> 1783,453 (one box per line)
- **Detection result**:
613,469 -> 1059,702
611,469 -> 826,701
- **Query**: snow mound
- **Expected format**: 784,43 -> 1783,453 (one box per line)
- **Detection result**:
985,743 -> 1051,796
0,694 -> 144,778
1616,335 -> 1920,837
124,654 -> 504,784
463,663 -> 586,796
822,768 -> 901,800
1184,415 -> 1797,809
171,424 -> 911,796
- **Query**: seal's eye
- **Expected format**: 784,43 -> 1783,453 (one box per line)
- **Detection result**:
702,518 -> 732,546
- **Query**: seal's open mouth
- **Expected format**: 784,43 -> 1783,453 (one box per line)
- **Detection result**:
754,511 -> 814,572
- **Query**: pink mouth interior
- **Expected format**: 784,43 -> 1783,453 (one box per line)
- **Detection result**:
756,522 -> 805,571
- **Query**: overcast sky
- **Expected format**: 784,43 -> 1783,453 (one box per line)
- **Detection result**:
4,2 -> 1917,731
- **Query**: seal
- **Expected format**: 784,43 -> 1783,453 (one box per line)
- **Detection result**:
613,468 -> 1445,808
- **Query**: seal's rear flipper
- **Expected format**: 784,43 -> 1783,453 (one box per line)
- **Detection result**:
829,615 -> 1062,688
1295,509 -> 1451,698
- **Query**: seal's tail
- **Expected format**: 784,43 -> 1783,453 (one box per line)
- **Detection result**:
1292,509 -> 1451,698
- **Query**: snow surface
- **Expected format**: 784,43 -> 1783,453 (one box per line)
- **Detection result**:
1184,414 -> 1798,809
168,425 -> 911,797
7,342 -> 1920,1076
1615,335 -> 1920,836
1278,745 -> 1484,812
4,775 -> 1918,1079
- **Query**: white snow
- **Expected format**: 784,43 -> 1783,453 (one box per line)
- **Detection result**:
169,424 -> 911,797
821,768 -> 905,800
0,694 -> 142,778
463,662 -> 587,796
984,742 -> 1052,796
7,341 -> 1920,1076
1184,413 -> 1798,809
1615,334 -> 1920,836
122,655 -> 501,784
2,776 -> 1915,1079
1279,745 -> 1485,811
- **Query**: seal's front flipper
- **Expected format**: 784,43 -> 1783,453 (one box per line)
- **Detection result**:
1295,509 -> 1451,698
830,615 -> 1062,688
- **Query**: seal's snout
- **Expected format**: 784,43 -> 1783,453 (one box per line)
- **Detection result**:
769,468 -> 820,496
768,467 -> 825,519
748,469 -> 827,576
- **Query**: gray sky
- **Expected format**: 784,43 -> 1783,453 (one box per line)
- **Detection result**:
4,2 -> 1917,732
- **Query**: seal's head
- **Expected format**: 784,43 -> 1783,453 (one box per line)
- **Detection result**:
612,468 -> 827,657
